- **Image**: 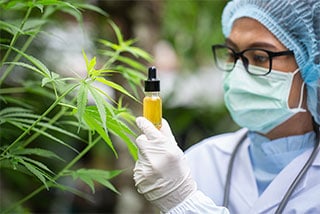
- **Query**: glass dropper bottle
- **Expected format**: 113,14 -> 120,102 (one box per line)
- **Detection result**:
143,66 -> 162,129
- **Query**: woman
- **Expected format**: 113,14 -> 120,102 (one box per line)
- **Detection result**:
133,0 -> 320,213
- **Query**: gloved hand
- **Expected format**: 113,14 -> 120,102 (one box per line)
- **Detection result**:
133,117 -> 197,212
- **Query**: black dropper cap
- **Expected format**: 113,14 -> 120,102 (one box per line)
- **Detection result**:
145,66 -> 160,92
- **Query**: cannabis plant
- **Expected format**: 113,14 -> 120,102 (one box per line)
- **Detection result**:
0,0 -> 151,212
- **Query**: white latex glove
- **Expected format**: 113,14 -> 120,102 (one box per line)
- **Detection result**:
133,117 -> 197,212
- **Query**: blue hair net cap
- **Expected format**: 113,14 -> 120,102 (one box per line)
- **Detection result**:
222,0 -> 320,125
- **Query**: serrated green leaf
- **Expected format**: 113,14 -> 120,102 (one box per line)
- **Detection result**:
75,3 -> 108,17
7,120 -> 27,132
89,84 -> 117,106
94,177 -> 119,194
0,107 -> 33,116
1,45 -> 51,77
82,49 -> 89,68
127,46 -> 153,62
82,49 -> 97,75
0,159 -> 31,175
109,20 -> 123,45
33,3 -> 44,12
107,116 -> 138,160
99,51 -> 146,71
37,122 -> 83,141
52,183 -> 94,202
60,7 -> 81,22
95,77 -> 138,102
57,118 -> 89,131
35,0 -> 82,21
1,113 -> 39,120
27,55 -> 51,76
1,0 -> 28,10
114,65 -> 146,98
0,20 -> 24,35
87,85 -> 107,131
83,107 -> 117,157
20,156 -> 54,174
88,57 -> 97,75
20,159 -> 49,189
74,173 -> 95,193
76,81 -> 88,125
42,72 -> 60,87
12,148 -> 64,162
0,96 -> 33,109
36,0 -> 67,6
116,55 -> 146,71
98,39 -> 119,50
22,19 -> 47,32
7,121 -> 79,153
71,169 -> 121,194
4,62 -> 47,77
5,116 -> 85,143
122,39 -> 136,48
116,65 -> 146,81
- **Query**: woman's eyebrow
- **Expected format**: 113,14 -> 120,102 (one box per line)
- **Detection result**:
225,38 -> 237,48
247,42 -> 278,50
225,38 -> 280,51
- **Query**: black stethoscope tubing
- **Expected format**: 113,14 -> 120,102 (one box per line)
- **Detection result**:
223,127 -> 320,213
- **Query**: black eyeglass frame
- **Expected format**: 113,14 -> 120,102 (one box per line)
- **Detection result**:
211,44 -> 295,76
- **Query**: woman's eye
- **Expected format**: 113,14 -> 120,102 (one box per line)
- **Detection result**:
246,50 -> 270,66
253,54 -> 268,64
226,51 -> 236,62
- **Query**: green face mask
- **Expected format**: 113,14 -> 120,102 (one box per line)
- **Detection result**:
223,61 -> 305,134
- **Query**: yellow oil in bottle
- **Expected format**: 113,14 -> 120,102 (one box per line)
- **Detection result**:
143,93 -> 162,129
143,66 -> 162,129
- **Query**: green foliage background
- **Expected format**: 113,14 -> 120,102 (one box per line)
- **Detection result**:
0,0 -> 151,212
161,0 -> 238,149
0,0 -> 237,212
162,0 -> 227,70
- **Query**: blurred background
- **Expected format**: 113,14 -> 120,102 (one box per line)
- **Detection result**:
0,0 -> 239,213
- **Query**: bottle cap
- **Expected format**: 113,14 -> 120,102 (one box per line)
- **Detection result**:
145,66 -> 160,92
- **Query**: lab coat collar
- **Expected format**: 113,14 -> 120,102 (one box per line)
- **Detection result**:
214,128 -> 249,154
252,147 -> 320,213
219,128 -> 320,213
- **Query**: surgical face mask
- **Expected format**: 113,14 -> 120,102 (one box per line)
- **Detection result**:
223,61 -> 305,134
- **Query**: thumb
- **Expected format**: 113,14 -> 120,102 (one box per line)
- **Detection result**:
136,117 -> 162,140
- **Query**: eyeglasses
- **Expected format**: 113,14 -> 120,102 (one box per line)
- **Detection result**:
211,44 -> 294,76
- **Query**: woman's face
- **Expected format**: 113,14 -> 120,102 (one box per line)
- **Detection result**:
227,17 -> 305,109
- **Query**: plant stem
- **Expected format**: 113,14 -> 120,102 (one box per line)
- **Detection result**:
0,4 -> 33,65
21,107 -> 68,148
2,136 -> 101,214
0,35 -> 35,87
0,0 -> 58,87
1,84 -> 79,155
21,96 -> 78,148
0,3 -> 35,86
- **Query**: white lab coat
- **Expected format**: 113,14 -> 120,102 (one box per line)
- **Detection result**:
168,128 -> 320,213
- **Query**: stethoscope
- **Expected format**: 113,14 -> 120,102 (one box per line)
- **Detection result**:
222,122 -> 320,213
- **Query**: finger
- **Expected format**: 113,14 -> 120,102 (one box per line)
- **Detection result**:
160,118 -> 176,142
135,134 -> 147,149
136,117 -> 162,140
